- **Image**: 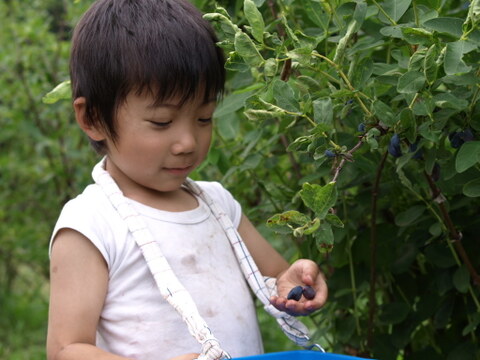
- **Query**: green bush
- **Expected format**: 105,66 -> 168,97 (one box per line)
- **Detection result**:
198,0 -> 480,358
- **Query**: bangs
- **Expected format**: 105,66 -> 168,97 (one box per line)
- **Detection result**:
115,0 -> 225,106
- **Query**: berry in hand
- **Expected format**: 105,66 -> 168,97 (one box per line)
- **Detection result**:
302,286 -> 316,300
287,286 -> 303,301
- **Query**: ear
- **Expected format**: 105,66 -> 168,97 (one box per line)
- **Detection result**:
73,97 -> 106,141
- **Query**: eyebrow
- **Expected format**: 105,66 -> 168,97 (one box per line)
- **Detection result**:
147,99 -> 217,110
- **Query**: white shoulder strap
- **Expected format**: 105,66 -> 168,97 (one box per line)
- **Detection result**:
92,158 -> 324,359
184,179 -> 324,352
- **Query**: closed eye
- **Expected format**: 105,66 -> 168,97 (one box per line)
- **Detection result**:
198,118 -> 212,124
148,120 -> 172,127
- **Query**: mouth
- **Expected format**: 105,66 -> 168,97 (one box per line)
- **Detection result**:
163,165 -> 194,175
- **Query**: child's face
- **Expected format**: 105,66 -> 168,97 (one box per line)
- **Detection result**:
102,91 -> 216,198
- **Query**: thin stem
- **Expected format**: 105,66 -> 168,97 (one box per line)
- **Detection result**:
408,93 -> 420,110
312,52 -> 373,117
267,0 -> 304,181
371,0 -> 397,25
331,139 -> 364,183
412,0 -> 420,26
423,172 -> 480,287
367,150 -> 389,351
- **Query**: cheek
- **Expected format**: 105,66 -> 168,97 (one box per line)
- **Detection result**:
201,131 -> 213,151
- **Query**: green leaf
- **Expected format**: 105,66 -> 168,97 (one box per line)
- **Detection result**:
314,222 -> 334,253
352,1 -> 368,30
379,302 -> 410,325
424,44 -> 439,84
263,58 -> 278,77
203,12 -> 239,39
409,48 -> 427,72
267,210 -> 310,227
453,265 -> 470,293
463,178 -> 480,197
401,27 -> 433,45
272,79 -> 299,112
325,214 -> 344,228
42,80 -> 71,104
373,100 -> 396,127
398,108 -> 417,143
214,91 -> 254,118
444,40 -> 475,75
465,0 -> 480,27
397,71 -> 425,93
366,127 -> 381,150
300,182 -> 337,219
225,51 -> 250,72
425,244 -> 457,268
395,205 -> 425,227
313,98 -> 333,125
424,17 -> 464,38
433,93 -> 469,110
287,135 -> 314,152
455,141 -> 480,173
378,0 -> 412,23
287,47 -> 313,66
234,31 -> 264,67
380,25 -> 405,39
304,0 -> 329,30
293,217 -> 321,237
462,313 -> 480,336
244,0 -> 265,43
244,108 -> 285,121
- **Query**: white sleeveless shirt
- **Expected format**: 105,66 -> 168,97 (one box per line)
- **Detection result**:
50,181 -> 263,359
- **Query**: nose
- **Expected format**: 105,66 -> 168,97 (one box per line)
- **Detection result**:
170,128 -> 196,155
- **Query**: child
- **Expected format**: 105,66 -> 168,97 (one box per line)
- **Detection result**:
46,1 -> 328,359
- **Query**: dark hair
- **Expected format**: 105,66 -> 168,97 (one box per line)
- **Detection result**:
70,0 -> 225,153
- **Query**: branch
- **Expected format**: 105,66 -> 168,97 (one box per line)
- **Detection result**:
331,138 -> 364,182
267,0 -> 301,179
424,172 -> 480,286
367,150 -> 389,351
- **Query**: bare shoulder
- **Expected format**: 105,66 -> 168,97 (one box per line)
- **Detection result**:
47,229 -> 109,359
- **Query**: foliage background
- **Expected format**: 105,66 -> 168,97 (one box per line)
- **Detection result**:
1,0 -> 479,359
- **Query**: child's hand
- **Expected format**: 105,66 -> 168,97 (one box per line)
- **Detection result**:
270,259 -> 328,316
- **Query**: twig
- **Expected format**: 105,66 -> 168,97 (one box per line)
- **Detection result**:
267,0 -> 302,180
424,172 -> 480,286
367,150 -> 389,351
331,138 -> 364,182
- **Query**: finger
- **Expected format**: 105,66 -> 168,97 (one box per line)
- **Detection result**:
284,299 -> 312,316
269,296 -> 288,312
299,260 -> 320,285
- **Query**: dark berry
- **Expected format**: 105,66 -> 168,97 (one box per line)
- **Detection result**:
409,143 -> 423,159
302,286 -> 316,300
449,132 -> 464,148
357,123 -> 366,133
287,286 -> 303,301
324,149 -> 336,158
388,134 -> 402,158
459,128 -> 475,142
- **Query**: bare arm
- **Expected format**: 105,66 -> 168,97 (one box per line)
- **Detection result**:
47,228 -> 122,360
237,213 -> 289,277
238,213 -> 328,316
47,229 -> 202,360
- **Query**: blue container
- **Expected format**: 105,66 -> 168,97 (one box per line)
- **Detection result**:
233,350 -> 363,359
